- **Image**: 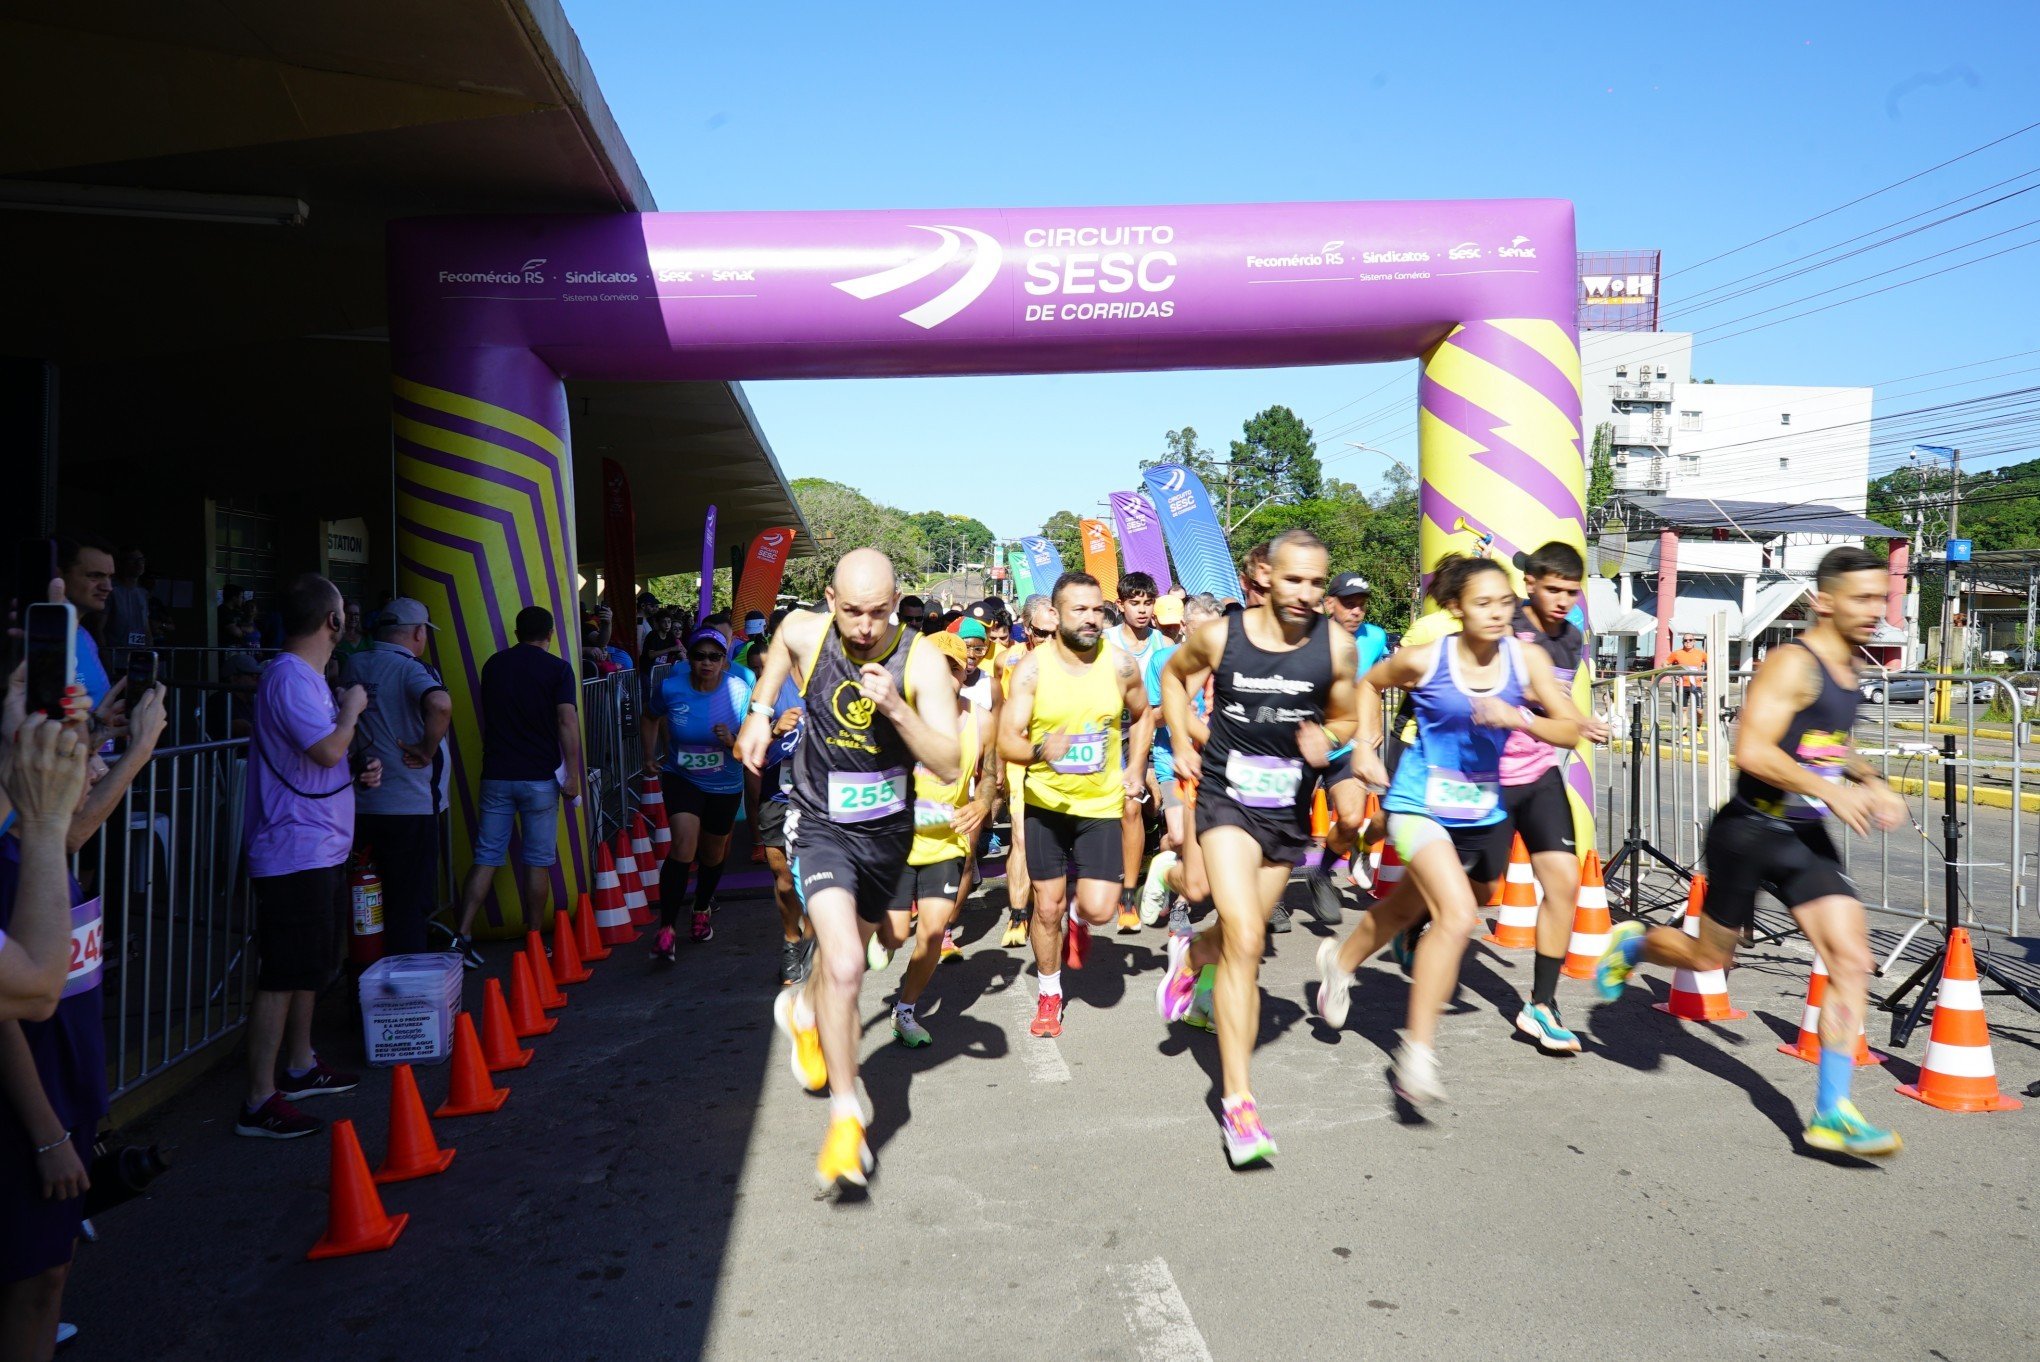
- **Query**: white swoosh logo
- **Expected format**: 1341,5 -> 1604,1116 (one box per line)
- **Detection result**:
1159,468 -> 1186,493
833,224 -> 1003,329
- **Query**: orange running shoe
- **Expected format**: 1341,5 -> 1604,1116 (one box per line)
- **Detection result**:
1063,918 -> 1090,970
816,1115 -> 872,1192
1029,993 -> 1064,1038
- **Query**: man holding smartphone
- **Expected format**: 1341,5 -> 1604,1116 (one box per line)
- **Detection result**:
237,574 -> 380,1141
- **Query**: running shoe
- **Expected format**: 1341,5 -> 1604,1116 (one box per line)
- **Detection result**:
1139,851 -> 1178,925
773,988 -> 827,1093
892,1005 -> 931,1048
1315,938 -> 1352,1029
985,832 -> 1006,859
691,911 -> 714,944
1029,993 -> 1064,1038
1515,1001 -> 1582,1054
234,1092 -> 321,1139
939,927 -> 962,963
1184,967 -> 1216,1032
1000,913 -> 1029,948
275,1055 -> 357,1101
785,936 -> 816,985
1302,867 -> 1344,926
653,926 -> 678,963
1388,925 -> 1420,971
1594,920 -> 1647,1002
1167,896 -> 1191,938
1156,934 -> 1197,1023
1063,917 -> 1090,970
1804,1100 -> 1902,1157
1116,902 -> 1142,934
1220,1097 -> 1277,1168
816,1115 -> 873,1192
445,932 -> 484,970
1348,852 -> 1374,893
1390,1035 -> 1446,1106
1268,902 -> 1293,935
867,934 -> 893,971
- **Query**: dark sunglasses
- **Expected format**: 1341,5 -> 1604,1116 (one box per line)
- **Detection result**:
688,650 -> 724,663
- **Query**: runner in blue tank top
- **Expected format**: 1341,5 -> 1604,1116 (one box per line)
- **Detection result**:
1312,554 -> 1581,1107
643,627 -> 753,955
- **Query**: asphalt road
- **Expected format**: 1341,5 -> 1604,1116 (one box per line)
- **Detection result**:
61,867 -> 2040,1362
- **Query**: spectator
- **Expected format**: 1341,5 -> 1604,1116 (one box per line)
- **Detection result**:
453,607 -> 582,954
1668,634 -> 1707,705
101,548 -> 152,673
236,574 -> 377,1141
581,626 -> 616,678
53,535 -> 115,705
598,607 -> 634,673
342,599 -> 452,959
898,594 -> 927,631
0,678 -> 165,1358
334,600 -> 369,662
642,611 -> 682,669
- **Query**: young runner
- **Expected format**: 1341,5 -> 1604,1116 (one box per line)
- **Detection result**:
1596,545 -> 1906,1156
754,670 -> 813,986
1155,532 -> 1360,1166
643,627 -> 752,953
995,597 -> 1055,949
740,550 -> 960,1192
1302,573 -> 1393,922
1106,573 -> 1163,931
997,573 -> 1147,1039
1136,593 -> 1224,929
1316,554 -> 1579,1105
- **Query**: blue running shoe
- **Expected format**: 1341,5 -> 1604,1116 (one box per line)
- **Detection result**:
1388,926 -> 1420,971
1515,1002 -> 1582,1054
1805,1101 -> 1902,1157
1594,921 -> 1646,1002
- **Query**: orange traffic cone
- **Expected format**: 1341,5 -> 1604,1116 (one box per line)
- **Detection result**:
1897,928 -> 2023,1112
374,1064 -> 457,1183
631,815 -> 660,906
1485,834 -> 1540,948
550,908 -> 591,985
308,1119 -> 408,1259
1652,874 -> 1746,1021
523,930 -> 568,1009
1371,838 -> 1404,902
1778,951 -> 1885,1067
1310,787 -> 1331,841
435,1012 -> 510,1117
1358,790 -> 1382,842
1561,851 -> 1615,978
480,977 -> 535,1070
592,841 -> 636,946
508,952 -> 560,1037
575,890 -> 612,962
641,775 -> 671,856
616,830 -> 652,928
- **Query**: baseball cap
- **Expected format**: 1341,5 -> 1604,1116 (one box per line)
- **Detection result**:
1153,596 -> 1184,625
926,632 -> 970,669
1328,573 -> 1372,598
686,627 -> 729,654
744,616 -> 766,638
957,618 -> 988,641
372,597 -> 437,630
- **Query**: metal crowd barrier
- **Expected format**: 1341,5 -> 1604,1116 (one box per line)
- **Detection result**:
1592,665 -> 2028,941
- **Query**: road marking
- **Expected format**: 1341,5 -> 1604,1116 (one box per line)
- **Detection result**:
1008,984 -> 1071,1084
1112,1257 -> 1214,1362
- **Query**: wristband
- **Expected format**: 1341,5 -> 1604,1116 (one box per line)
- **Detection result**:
749,702 -> 773,718
34,1130 -> 71,1156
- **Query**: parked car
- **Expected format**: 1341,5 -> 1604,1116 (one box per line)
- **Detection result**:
1857,674 -> 1994,705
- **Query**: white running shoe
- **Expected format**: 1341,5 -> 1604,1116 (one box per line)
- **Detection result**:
1139,851 -> 1178,925
1315,939 -> 1352,1028
1390,1034 -> 1446,1106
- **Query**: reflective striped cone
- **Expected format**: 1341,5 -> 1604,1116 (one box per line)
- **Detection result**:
1896,928 -> 2022,1112
575,890 -> 611,962
1778,951 -> 1885,1067
308,1119 -> 407,1259
507,952 -> 559,1037
1484,834 -> 1540,948
615,830 -> 652,928
550,908 -> 590,985
523,929 -> 568,1010
479,977 -> 535,1071
1652,874 -> 1746,1021
640,775 -> 672,855
592,842 -> 636,946
1371,838 -> 1404,902
374,1064 -> 457,1182
1561,851 -> 1614,978
631,814 -> 660,906
434,1013 -> 510,1117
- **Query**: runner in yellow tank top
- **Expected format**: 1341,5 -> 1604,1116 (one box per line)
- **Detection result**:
994,598 -> 1053,947
882,634 -> 994,1047
996,572 -> 1148,1039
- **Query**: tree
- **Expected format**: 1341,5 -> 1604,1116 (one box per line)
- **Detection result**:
1226,405 -> 1322,517
1039,510 -> 1085,578
781,477 -> 926,599
1142,426 -> 1225,488
908,510 -> 995,573
1587,421 -> 1615,511
1351,463 -> 1421,632
1231,499 -> 1369,578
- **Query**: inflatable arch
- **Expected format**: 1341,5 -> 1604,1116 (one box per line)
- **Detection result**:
389,200 -> 1588,928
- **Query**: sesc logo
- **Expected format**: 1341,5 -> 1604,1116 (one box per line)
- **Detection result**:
1155,467 -> 1188,494
1448,242 -> 1482,262
834,225 -> 1003,330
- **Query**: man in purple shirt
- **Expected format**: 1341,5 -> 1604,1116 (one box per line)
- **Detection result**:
236,575 -> 380,1140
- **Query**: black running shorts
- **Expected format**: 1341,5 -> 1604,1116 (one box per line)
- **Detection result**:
1196,784 -> 1312,867
890,857 -> 965,912
1023,806 -> 1124,884
1702,802 -> 1854,930
660,769 -> 742,837
789,810 -> 911,925
1502,767 -> 1576,857
755,798 -> 789,852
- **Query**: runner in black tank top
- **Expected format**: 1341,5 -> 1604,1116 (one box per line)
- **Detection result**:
1594,546 -> 1910,1158
1155,532 -> 1360,1168
736,549 -> 963,1194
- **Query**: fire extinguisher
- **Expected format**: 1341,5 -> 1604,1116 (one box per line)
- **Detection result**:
349,850 -> 385,967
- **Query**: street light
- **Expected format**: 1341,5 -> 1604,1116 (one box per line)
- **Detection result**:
1342,440 -> 1416,482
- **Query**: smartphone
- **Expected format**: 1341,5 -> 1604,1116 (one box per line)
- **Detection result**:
126,648 -> 159,697
25,601 -> 77,717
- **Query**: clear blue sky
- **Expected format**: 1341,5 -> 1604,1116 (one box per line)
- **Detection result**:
564,1 -> 2040,536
